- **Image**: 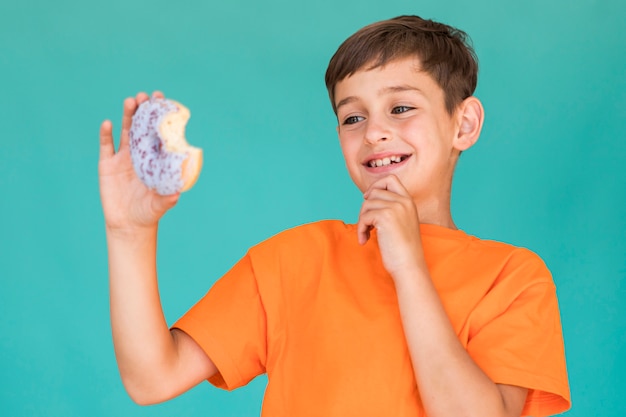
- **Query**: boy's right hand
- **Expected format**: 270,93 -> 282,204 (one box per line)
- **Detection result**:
102,92 -> 218,404
99,92 -> 180,237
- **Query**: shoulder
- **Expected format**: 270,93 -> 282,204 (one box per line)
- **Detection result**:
424,225 -> 552,284
243,220 -> 362,293
450,236 -> 557,305
245,220 -> 357,265
251,219 -> 353,251
471,237 -> 553,285
424,225 -> 555,296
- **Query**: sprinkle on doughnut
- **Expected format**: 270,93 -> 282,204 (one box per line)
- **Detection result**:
129,98 -> 191,195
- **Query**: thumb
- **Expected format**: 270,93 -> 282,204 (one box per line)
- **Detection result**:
152,193 -> 180,215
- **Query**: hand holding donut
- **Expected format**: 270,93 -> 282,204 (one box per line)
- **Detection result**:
99,92 -> 182,235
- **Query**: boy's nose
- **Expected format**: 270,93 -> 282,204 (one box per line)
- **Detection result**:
363,119 -> 390,144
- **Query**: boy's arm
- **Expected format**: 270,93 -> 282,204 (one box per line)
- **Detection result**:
100,93 -> 217,405
358,175 -> 527,417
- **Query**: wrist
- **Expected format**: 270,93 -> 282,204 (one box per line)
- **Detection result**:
105,224 -> 158,243
390,258 -> 430,289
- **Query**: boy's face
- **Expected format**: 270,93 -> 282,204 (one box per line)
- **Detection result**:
334,57 -> 463,205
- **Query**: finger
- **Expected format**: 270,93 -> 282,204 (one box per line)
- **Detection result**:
151,90 -> 164,99
119,97 -> 138,150
357,205 -> 394,237
358,191 -> 415,242
364,175 -> 408,198
360,191 -> 417,231
99,120 -> 115,160
151,192 -> 180,215
357,221 -> 373,245
358,180 -> 400,245
357,197 -> 381,245
363,188 -> 407,204
136,92 -> 150,104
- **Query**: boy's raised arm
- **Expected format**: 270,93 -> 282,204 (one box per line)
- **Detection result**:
99,92 -> 217,405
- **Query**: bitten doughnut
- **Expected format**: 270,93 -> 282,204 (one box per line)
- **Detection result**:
129,98 -> 202,195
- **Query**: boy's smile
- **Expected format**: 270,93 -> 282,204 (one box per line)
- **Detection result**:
365,153 -> 410,169
334,57 -> 477,214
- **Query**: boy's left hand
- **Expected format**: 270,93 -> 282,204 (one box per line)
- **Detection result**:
357,175 -> 426,277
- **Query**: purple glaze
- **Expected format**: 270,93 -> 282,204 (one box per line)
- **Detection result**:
129,98 -> 187,195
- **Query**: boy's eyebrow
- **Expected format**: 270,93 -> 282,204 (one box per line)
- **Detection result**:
335,85 -> 423,112
335,96 -> 357,112
380,84 -> 424,95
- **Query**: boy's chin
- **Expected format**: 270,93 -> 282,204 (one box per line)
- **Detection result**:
362,172 -> 407,189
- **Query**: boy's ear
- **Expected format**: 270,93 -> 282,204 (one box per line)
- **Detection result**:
453,96 -> 484,151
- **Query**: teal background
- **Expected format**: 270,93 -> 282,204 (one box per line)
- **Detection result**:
1,0 -> 624,415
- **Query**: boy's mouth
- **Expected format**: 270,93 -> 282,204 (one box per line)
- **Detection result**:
365,154 -> 410,168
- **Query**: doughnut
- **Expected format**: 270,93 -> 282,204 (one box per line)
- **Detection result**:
129,98 -> 202,195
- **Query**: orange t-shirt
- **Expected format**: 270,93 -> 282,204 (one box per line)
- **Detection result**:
174,220 -> 570,416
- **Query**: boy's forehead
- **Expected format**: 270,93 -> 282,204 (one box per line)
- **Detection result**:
335,57 -> 437,103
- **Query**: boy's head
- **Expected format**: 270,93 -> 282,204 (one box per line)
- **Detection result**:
326,15 -> 485,217
325,15 -> 478,116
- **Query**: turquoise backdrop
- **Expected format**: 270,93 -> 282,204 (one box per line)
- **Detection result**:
1,0 -> 624,415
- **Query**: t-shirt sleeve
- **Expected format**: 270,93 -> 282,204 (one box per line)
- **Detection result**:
172,253 -> 267,390
466,254 -> 571,416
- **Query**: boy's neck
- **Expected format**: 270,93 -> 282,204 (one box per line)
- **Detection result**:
415,197 -> 457,230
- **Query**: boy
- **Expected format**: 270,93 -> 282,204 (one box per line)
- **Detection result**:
99,15 -> 570,417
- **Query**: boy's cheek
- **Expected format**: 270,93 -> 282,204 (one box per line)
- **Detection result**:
338,129 -> 364,147
338,140 -> 362,162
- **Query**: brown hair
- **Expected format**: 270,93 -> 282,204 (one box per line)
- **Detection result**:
325,15 -> 479,115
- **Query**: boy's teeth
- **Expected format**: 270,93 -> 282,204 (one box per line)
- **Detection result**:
369,155 -> 403,167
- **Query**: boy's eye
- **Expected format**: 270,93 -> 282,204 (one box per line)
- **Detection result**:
343,115 -> 364,125
391,106 -> 413,114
